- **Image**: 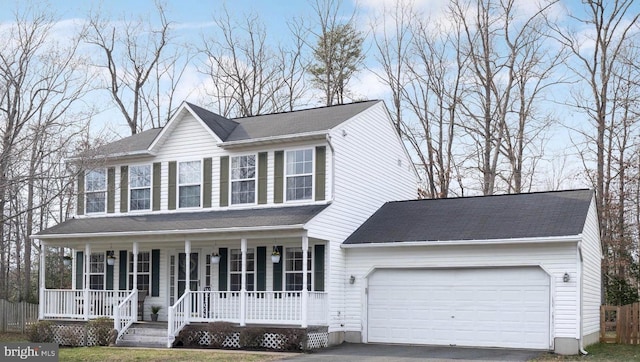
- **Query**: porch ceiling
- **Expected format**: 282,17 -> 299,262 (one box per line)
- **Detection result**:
34,204 -> 328,239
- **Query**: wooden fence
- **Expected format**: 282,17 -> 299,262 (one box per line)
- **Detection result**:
0,299 -> 38,333
601,303 -> 640,344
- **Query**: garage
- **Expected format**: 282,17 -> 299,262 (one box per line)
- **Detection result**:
367,267 -> 550,349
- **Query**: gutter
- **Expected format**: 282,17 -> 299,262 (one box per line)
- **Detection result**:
31,224 -> 306,240
219,131 -> 328,149
341,235 -> 582,248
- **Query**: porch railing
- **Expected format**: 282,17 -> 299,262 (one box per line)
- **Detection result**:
167,291 -> 189,346
41,289 -> 131,320
114,291 -> 137,341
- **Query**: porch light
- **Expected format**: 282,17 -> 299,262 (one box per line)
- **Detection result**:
563,272 -> 570,283
106,251 -> 116,266
211,253 -> 220,264
63,255 -> 72,266
271,247 -> 281,264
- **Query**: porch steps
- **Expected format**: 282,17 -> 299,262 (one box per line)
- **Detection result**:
116,322 -> 167,348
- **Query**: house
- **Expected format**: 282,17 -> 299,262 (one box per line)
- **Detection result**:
32,100 -> 417,348
342,189 -> 601,355
32,100 -> 601,355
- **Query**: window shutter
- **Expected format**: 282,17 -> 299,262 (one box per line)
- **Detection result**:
153,163 -> 161,211
106,251 -> 114,290
168,161 -> 177,210
203,158 -> 212,208
152,249 -> 160,296
274,151 -> 284,203
218,248 -> 228,291
314,245 -> 325,292
257,246 -> 266,291
75,251 -> 84,289
258,152 -> 268,204
77,172 -> 85,215
272,246 -> 283,291
315,146 -> 326,201
119,250 -> 128,290
219,156 -> 229,207
107,167 -> 116,213
120,166 -> 128,213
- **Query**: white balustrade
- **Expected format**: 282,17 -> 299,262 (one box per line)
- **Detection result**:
114,291 -> 137,340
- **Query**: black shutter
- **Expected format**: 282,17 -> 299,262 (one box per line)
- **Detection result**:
218,248 -> 228,291
119,250 -> 128,290
314,245 -> 325,291
272,246 -> 283,291
75,251 -> 84,289
106,251 -> 114,290
256,246 -> 266,291
152,249 -> 160,296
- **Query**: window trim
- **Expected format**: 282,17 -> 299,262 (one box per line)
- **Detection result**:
230,154 -> 257,205
89,252 -> 105,290
177,160 -> 202,209
284,148 -> 315,203
85,169 -> 107,214
229,248 -> 256,291
283,247 -> 313,291
128,251 -> 151,292
128,164 -> 152,212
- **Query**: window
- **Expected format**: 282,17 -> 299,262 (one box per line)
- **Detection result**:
130,165 -> 151,211
128,251 -> 150,292
179,161 -> 201,208
285,248 -> 312,291
89,252 -> 105,290
230,248 -> 255,291
286,149 -> 313,201
231,155 -> 256,204
85,169 -> 107,213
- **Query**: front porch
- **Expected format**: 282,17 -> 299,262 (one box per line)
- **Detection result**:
37,233 -> 329,348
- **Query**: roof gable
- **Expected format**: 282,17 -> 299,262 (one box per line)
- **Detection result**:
344,189 -> 594,245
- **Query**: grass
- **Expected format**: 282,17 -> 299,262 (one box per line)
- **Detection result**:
533,343 -> 640,361
0,332 -> 28,342
58,347 -> 289,362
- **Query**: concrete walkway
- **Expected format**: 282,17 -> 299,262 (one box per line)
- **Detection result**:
282,343 -> 545,362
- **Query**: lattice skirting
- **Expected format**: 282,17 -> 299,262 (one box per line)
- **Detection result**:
36,321 -> 114,347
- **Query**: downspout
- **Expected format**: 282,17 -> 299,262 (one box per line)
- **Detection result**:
577,241 -> 588,355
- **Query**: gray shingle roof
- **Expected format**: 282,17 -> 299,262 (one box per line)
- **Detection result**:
81,128 -> 162,158
344,189 -> 594,245
224,100 -> 381,142
37,204 -> 328,237
186,102 -> 239,140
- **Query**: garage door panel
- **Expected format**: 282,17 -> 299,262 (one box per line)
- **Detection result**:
367,267 -> 550,349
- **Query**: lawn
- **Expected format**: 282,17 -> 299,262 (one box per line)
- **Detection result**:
533,343 -> 640,361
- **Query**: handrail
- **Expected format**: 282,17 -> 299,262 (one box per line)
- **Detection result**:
114,290 -> 137,341
167,291 -> 190,347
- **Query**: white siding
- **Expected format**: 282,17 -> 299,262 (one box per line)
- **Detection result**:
306,102 -> 418,333
581,197 -> 602,338
345,242 -> 579,340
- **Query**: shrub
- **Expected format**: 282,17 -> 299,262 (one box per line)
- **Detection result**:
205,322 -> 236,348
239,327 -> 264,349
88,317 -> 113,346
27,321 -> 53,343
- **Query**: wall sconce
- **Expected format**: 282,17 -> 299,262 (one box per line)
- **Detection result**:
349,275 -> 356,284
63,255 -> 72,266
563,272 -> 570,283
106,251 -> 116,266
210,253 -> 220,264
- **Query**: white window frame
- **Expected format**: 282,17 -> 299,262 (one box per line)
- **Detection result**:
89,252 -> 105,290
128,251 -> 151,292
178,160 -> 202,209
229,248 -> 255,291
285,148 -> 314,202
129,164 -> 152,212
284,247 -> 313,291
230,154 -> 257,205
85,169 -> 107,214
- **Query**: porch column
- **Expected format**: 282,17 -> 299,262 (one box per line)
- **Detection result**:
84,243 -> 91,321
240,238 -> 247,326
184,240 -> 191,324
301,234 -> 308,328
38,240 -> 45,320
133,241 -> 139,321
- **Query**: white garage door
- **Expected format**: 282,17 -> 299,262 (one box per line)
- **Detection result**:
367,267 -> 550,349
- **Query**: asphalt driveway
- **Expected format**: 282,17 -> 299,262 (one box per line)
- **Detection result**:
283,343 -> 545,362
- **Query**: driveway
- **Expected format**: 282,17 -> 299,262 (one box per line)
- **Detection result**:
282,343 -> 545,362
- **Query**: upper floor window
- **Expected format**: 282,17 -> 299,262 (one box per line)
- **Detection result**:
231,155 -> 256,204
286,149 -> 313,201
230,248 -> 255,291
86,169 -> 106,213
130,165 -> 151,211
179,161 -> 201,208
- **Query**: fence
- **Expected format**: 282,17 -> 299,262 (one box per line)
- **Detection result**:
0,299 -> 39,333
601,303 -> 640,344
